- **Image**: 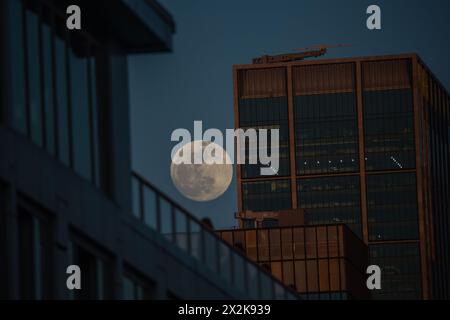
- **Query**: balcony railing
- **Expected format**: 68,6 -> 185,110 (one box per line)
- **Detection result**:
131,172 -> 299,300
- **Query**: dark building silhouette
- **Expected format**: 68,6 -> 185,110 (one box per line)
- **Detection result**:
233,54 -> 450,299
218,224 -> 370,300
0,0 -> 298,300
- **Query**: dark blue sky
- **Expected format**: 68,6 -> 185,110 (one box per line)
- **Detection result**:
128,0 -> 450,229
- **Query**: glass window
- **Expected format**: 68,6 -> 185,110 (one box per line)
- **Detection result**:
426,79 -> 450,299
18,208 -> 52,299
70,47 -> 91,181
8,2 -> 102,187
55,35 -> 70,166
71,242 -> 113,300
89,57 -> 100,186
242,179 -> 291,212
9,0 -> 27,134
298,175 -> 361,236
25,9 -> 43,146
369,243 -> 422,299
239,97 -> 290,178
366,173 -> 418,241
42,23 -> 55,155
294,93 -> 359,175
131,177 -> 141,218
363,89 -> 415,171
122,271 -> 155,300
122,277 -> 134,300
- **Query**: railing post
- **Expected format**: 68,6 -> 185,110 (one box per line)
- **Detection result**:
138,179 -> 144,221
186,216 -> 191,255
130,172 -> 301,300
215,235 -> 220,274
230,249 -> 235,287
170,205 -> 176,243
155,196 -> 161,233
257,268 -> 262,300
200,228 -> 206,264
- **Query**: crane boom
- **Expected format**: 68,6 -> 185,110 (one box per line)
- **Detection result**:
252,44 -> 350,64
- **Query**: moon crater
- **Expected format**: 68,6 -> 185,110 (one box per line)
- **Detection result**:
170,140 -> 233,202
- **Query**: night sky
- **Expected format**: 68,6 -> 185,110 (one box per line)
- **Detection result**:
128,0 -> 450,229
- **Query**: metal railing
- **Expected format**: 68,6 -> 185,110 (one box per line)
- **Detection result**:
131,172 -> 299,300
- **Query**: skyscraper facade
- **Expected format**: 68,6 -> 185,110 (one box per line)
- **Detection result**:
233,54 -> 450,299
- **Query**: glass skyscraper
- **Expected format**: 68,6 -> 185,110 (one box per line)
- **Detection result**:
233,54 -> 450,299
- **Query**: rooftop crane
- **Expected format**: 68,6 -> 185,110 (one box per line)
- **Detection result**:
252,44 -> 351,64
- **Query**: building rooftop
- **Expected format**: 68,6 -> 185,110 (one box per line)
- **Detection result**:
48,0 -> 176,52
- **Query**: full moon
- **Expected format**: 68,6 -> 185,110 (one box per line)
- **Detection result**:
170,140 -> 233,202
